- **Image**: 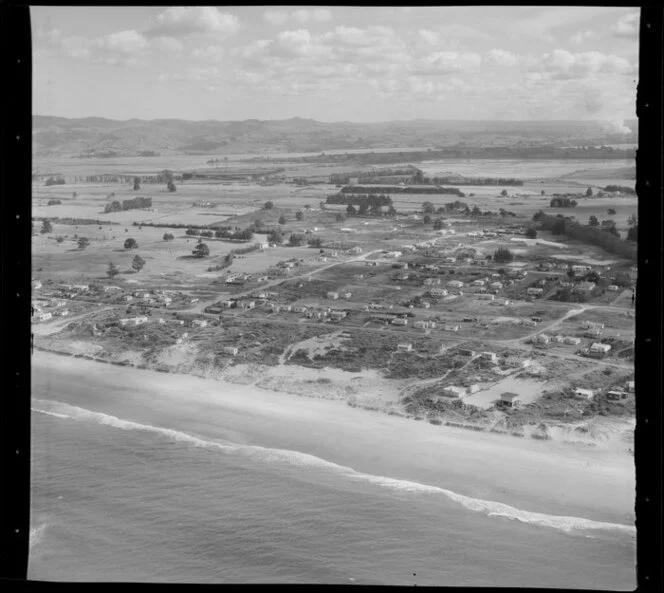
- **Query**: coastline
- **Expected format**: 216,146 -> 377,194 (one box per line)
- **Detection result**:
32,349 -> 635,529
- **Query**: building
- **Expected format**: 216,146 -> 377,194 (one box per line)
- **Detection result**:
384,251 -> 402,258
397,343 -> 413,353
574,388 -> 595,400
447,280 -> 464,289
585,328 -> 603,338
293,306 -> 308,313
326,291 -> 339,300
191,319 -> 208,328
552,335 -> 564,343
535,334 -> 551,344
32,280 -> 42,290
477,294 -> 495,301
342,292 -> 352,299
223,346 -> 239,356
574,282 -> 596,293
564,336 -> 581,345
589,343 -> 612,356
429,288 -> 448,297
330,311 -> 347,321
607,284 -> 620,292
414,320 -> 428,329
526,287 -> 544,296
73,284 -> 89,292
481,351 -> 498,363
34,312 -> 52,322
472,280 -> 486,287
490,282 -> 503,290
442,386 -> 466,399
391,317 -> 408,326
607,390 -> 629,401
499,392 -> 522,408
443,324 -> 460,332
458,348 -> 475,357
467,384 -> 481,394
57,310 -> 69,317
626,381 -> 635,393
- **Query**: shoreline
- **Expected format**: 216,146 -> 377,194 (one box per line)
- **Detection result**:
32,349 -> 635,528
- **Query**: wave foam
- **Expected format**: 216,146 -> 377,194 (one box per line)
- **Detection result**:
32,400 -> 635,538
30,523 -> 47,550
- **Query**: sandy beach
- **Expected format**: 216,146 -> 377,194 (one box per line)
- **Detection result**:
31,350 -> 635,530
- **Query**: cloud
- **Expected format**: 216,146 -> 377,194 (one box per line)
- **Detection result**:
145,7 -> 240,38
264,9 -> 332,25
537,49 -> 633,80
151,37 -> 184,53
418,51 -> 481,74
569,30 -> 596,44
191,45 -> 225,62
485,49 -> 518,67
612,12 -> 639,37
418,29 -> 439,45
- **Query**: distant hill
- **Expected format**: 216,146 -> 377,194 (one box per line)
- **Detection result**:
32,115 -> 638,157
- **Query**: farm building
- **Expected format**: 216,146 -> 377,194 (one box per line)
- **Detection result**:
467,384 -> 481,394
626,381 -> 635,393
564,336 -> 581,345
499,392 -> 522,408
391,317 -> 408,326
574,388 -> 595,400
397,343 -> 413,352
472,280 -> 486,287
589,343 -> 612,356
585,328 -> 603,338
34,312 -> 52,322
442,386 -> 466,399
481,351 -> 498,363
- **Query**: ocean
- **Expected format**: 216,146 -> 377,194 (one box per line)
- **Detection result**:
29,362 -> 636,587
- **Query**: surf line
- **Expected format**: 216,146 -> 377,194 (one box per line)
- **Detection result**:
31,402 -> 635,538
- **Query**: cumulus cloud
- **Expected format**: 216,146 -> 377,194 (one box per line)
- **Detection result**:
191,45 -> 225,62
264,8 -> 332,25
418,29 -> 439,45
145,7 -> 240,38
419,51 -> 481,74
485,49 -> 518,67
612,12 -> 639,37
537,49 -> 633,80
569,30 -> 596,44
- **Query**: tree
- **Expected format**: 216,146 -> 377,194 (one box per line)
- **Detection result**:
346,204 -> 357,216
132,254 -> 145,272
56,236 -> 64,244
268,229 -> 284,244
163,233 -> 175,241
525,227 -> 537,239
124,238 -> 138,250
500,189 -> 508,197
167,180 -> 177,192
422,201 -> 435,214
133,177 -> 141,190
40,220 -> 53,234
627,213 -> 637,227
541,190 -> 545,196
77,237 -> 90,250
295,210 -> 304,221
433,218 -> 444,230
308,237 -> 323,248
192,243 -> 209,258
263,201 -> 274,210
493,247 -> 514,263
335,213 -> 345,222
607,208 -> 617,216
552,218 -> 566,235
588,215 -> 599,226
358,203 -> 369,215
278,214 -> 287,225
567,267 -> 575,279
423,214 -> 432,224
627,225 -> 638,242
387,205 -> 397,217
72,192 -> 77,198
104,200 -> 123,213
107,263 -> 120,279
585,271 -> 600,283
586,187 -> 593,197
288,233 -> 306,246
47,199 -> 62,206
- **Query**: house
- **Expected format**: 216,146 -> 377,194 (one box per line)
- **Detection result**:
526,287 -> 544,296
330,311 -> 347,321
73,284 -> 89,292
490,282 -> 503,290
391,317 -> 408,326
564,336 -> 581,345
420,301 -> 431,309
443,324 -> 460,332
574,388 -> 595,400
414,320 -> 428,329
32,280 -> 42,290
349,246 -> 363,254
583,321 -> 605,329
607,390 -> 629,401
608,284 -> 620,292
472,280 -> 486,287
499,392 -> 522,408
397,343 -> 413,352
241,300 -> 256,309
223,346 -> 239,356
585,328 -> 603,338
57,310 -> 69,317
34,312 -> 52,322
626,381 -> 635,393
477,294 -> 495,301
442,386 -> 466,399
385,251 -> 402,258
458,348 -> 475,357
191,319 -> 208,328
447,280 -> 464,289
123,295 -> 133,302
552,335 -> 564,343
293,305 -> 308,313
429,288 -> 448,297
574,282 -> 596,293
467,384 -> 481,394
342,292 -> 352,300
50,299 -> 67,308
535,334 -> 551,344
481,351 -> 498,363
589,343 -> 612,356
571,265 -> 592,274
190,298 -> 199,304
326,291 -> 339,300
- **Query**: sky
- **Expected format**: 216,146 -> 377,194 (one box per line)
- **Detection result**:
32,6 -> 639,124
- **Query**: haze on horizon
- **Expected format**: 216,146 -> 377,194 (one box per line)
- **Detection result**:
32,6 -> 639,125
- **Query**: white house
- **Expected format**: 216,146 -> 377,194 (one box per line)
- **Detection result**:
447,280 -> 464,289
343,292 -> 352,299
589,343 -> 612,356
223,346 -> 239,356
443,324 -> 460,332
626,381 -> 635,393
397,343 -> 413,352
526,287 -> 544,296
477,294 -> 495,301
35,312 -> 52,322
490,282 -> 503,290
73,284 -> 89,292
499,392 -> 522,408
391,317 -> 408,326
326,291 -> 339,300
467,384 -> 481,394
481,351 -> 498,363
442,386 -> 466,399
535,334 -> 551,344
564,336 -> 581,345
330,311 -> 347,321
191,319 -> 208,328
472,280 -> 486,287
429,288 -> 448,297
574,388 -> 595,400
608,284 -> 620,292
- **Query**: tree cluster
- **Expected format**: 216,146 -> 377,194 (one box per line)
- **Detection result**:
339,185 -> 465,197
47,199 -> 62,206
549,197 -> 578,208
45,177 -> 66,186
104,197 -> 152,213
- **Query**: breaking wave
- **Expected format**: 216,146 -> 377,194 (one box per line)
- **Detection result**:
32,400 -> 635,538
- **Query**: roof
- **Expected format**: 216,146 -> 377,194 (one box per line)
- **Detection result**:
500,392 -> 521,400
